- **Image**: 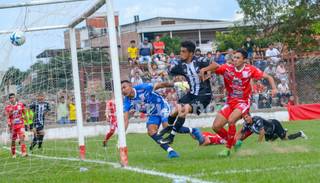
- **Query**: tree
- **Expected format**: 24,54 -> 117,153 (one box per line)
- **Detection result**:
160,35 -> 182,55
237,0 -> 320,52
215,25 -> 258,51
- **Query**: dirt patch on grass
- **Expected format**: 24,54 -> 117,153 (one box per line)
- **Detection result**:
271,145 -> 309,153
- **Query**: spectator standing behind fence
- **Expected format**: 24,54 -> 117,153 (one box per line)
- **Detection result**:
130,71 -> 143,86
277,79 -> 291,106
153,36 -> 165,55
57,96 -> 69,124
139,38 -> 153,64
68,97 -> 76,123
88,94 -> 100,122
266,43 -> 281,65
127,40 -> 138,65
252,80 -> 266,108
276,61 -> 288,81
243,36 -> 255,60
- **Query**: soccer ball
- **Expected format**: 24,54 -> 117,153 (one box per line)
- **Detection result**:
10,31 -> 26,46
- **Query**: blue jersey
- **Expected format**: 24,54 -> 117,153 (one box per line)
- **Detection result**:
123,83 -> 170,116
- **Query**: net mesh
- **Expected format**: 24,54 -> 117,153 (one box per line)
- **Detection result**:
0,0 -> 121,179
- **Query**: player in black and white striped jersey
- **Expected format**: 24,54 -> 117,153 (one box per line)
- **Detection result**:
29,93 -> 50,151
159,41 -> 219,144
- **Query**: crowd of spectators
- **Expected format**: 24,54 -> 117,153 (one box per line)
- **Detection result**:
0,36 -> 295,127
126,35 -> 294,115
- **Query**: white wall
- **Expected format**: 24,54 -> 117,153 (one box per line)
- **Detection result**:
0,111 -> 289,143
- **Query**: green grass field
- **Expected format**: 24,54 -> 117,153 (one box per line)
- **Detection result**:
1,120 -> 320,183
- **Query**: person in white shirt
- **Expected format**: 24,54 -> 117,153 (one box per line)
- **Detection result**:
266,43 -> 281,65
277,79 -> 291,106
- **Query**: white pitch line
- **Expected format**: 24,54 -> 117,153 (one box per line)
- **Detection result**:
193,163 -> 320,177
1,146 -> 216,183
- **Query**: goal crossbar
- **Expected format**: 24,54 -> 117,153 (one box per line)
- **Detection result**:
0,0 -> 88,10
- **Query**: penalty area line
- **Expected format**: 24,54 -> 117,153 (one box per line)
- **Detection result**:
192,163 -> 320,177
1,146 -> 217,183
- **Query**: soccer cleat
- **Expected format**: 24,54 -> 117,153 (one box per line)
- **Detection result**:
12,154 -> 16,159
21,152 -> 28,157
191,128 -> 205,145
159,134 -> 175,144
300,131 -> 308,139
218,149 -> 231,157
158,126 -> 173,137
234,140 -> 243,152
167,150 -> 179,159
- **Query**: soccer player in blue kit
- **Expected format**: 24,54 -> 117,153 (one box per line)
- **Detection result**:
121,80 -> 204,158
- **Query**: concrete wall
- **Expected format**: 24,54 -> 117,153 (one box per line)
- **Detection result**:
0,111 -> 289,143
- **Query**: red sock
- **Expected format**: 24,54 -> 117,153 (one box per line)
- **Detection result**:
226,124 -> 236,149
217,128 -> 228,141
105,129 -> 115,142
11,144 -> 16,155
21,143 -> 26,154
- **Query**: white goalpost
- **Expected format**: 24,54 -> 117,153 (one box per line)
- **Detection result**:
0,0 -> 128,166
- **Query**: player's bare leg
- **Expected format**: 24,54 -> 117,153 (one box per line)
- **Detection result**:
219,109 -> 242,157
212,114 -> 228,141
19,131 -> 27,157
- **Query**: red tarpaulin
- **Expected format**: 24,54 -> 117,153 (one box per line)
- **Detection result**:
288,103 -> 320,121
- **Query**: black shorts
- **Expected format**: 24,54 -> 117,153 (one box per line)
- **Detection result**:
178,93 -> 212,115
32,123 -> 44,132
265,120 -> 286,141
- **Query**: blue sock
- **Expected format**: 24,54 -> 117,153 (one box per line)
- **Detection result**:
151,134 -> 171,152
177,127 -> 191,134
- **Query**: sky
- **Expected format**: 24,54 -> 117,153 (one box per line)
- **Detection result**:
0,0 -> 241,71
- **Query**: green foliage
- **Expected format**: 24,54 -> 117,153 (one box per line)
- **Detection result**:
160,35 -> 181,55
236,0 -> 320,52
311,21 -> 320,34
215,25 -> 258,50
0,48 -> 110,94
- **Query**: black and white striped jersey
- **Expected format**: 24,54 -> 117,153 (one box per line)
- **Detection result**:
170,56 -> 211,96
30,101 -> 50,126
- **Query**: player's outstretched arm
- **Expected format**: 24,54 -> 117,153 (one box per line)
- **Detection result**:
258,129 -> 265,142
199,62 -> 220,81
262,73 -> 277,97
153,82 -> 174,90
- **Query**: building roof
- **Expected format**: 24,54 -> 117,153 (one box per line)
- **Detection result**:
121,16 -> 225,26
120,16 -> 235,33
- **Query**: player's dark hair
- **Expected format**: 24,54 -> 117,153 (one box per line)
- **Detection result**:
195,48 -> 201,53
236,48 -> 248,59
121,80 -> 131,84
130,40 -> 135,43
181,41 -> 196,54
8,93 -> 15,99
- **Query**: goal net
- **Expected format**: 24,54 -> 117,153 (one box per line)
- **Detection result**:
0,0 -> 128,180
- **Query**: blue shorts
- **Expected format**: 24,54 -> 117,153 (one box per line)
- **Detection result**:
146,102 -> 170,127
